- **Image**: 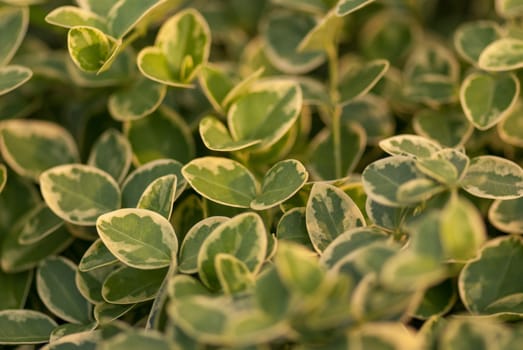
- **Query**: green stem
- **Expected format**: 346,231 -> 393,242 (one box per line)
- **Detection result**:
326,43 -> 342,178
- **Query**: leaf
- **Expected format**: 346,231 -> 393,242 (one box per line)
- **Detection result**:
228,79 -> 302,149
380,134 -> 442,159
251,159 -> 308,210
199,115 -> 261,152
138,9 -> 210,85
40,164 -> 121,225
102,265 -> 168,304
45,6 -> 107,31
75,264 -> 115,304
489,197 -> 523,234
308,122 -> 366,180
338,59 -> 389,105
0,65 -> 32,96
0,270 -> 32,310
0,6 -> 28,66
306,183 -> 365,253
0,309 -> 57,345
365,198 -> 412,232
440,318 -> 511,350
178,216 -> 228,274
478,38 -> 523,71
381,253 -> 447,291
0,164 -> 6,193
413,108 -> 473,147
498,100 -> 523,147
416,158 -> 459,185
94,302 -> 135,323
215,254 -> 254,294
78,239 -> 118,272
459,236 -> 523,316
1,222 -> 73,273
124,106 -> 195,165
18,203 -> 63,244
36,256 -> 91,324
396,178 -> 444,204
182,157 -> 257,208
461,156 -> 523,199
108,77 -> 166,122
496,0 -> 523,18
198,212 -> 267,290
67,26 -> 117,72
362,155 -> 427,206
348,323 -> 421,350
87,128 -> 132,184
0,119 -> 79,182
440,196 -> 487,261
413,279 -> 457,319
121,158 -> 185,208
454,21 -> 502,64
262,12 -> 325,74
271,0 -> 333,13
106,0 -> 168,39
44,330 -> 99,349
49,322 -> 97,342
137,175 -> 177,219
298,11 -> 344,52
96,208 -> 177,269
335,0 -> 376,16
460,72 -> 519,130
98,330 -> 170,350
404,76 -> 457,106
276,207 -> 313,248
198,65 -> 235,113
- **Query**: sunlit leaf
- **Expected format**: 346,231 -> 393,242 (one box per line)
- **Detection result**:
87,128 -> 132,184
0,310 -> 57,345
0,65 -> 32,96
0,6 -> 28,66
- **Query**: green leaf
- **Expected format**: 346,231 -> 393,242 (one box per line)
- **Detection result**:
0,164 -> 6,193
381,253 -> 447,291
198,65 -> 235,113
498,100 -> 523,147
413,279 -> 457,319
0,119 -> 79,182
460,72 -> 519,130
78,239 -> 118,272
298,11 -> 344,53
102,265 -> 168,304
320,227 -> 389,268
137,175 -> 177,219
36,256 -> 91,324
348,322 -> 421,350
251,159 -> 308,210
454,21 -> 502,65
459,236 -> 523,316
0,6 -> 28,66
365,198 -> 412,232
96,208 -> 177,269
76,264 -> 116,304
308,122 -> 366,180
335,0 -> 376,16
0,270 -> 32,310
338,59 -> 389,105
0,309 -> 57,345
49,322 -> 97,342
262,12 -> 325,74
0,65 -> 32,96
107,0 -> 168,39
1,222 -> 73,273
489,197 -> 523,234
45,329 -> 99,349
94,302 -> 135,323
67,26 -> 117,72
124,106 -> 195,165
461,156 -> 523,199
87,129 -> 132,184
396,178 -> 444,205
379,134 -> 442,159
221,67 -> 266,109
404,75 -> 457,106
362,156 -> 427,206
198,212 -> 267,290
199,115 -> 261,152
496,0 -> 523,18
215,253 -> 254,294
182,157 -> 257,208
413,108 -> 473,147
18,203 -> 63,244
439,318 -> 511,350
306,183 -> 365,252
276,207 -> 313,248
440,196 -> 487,261
228,79 -> 302,149
108,77 -> 167,122
45,6 -> 107,31
138,8 -> 210,85
271,0 -> 334,13
40,164 -> 121,225
99,330 -> 170,350
416,158 -> 459,185
478,38 -> 523,71
178,216 -> 228,274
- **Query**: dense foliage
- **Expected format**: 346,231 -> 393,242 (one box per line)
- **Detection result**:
1,0 -> 523,349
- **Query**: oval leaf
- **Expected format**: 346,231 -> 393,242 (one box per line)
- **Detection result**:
338,59 -> 389,105
489,197 -> 523,234
18,203 -> 63,244
478,38 -> 523,71
460,72 -> 519,130
306,183 -> 366,253
67,26 -> 117,72
96,208 -> 178,269
0,6 -> 28,66
87,128 -> 132,184
454,21 -> 502,64
199,115 -> 261,152
0,65 -> 32,96
182,157 -> 257,208
0,309 -> 57,345
45,6 -> 107,31
78,239 -> 118,272
336,0 -> 376,16
136,174 -> 177,219
36,256 -> 91,324
40,164 -> 121,225
379,134 -> 442,159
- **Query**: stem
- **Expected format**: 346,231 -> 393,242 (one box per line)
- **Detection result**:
326,43 -> 342,178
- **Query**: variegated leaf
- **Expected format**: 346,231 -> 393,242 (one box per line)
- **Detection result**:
0,309 -> 57,344
379,134 -> 442,159
478,38 -> 523,71
18,203 -> 63,244
78,239 -> 118,272
199,115 -> 261,152
67,26 -> 117,72
137,175 -> 177,219
0,65 -> 32,96
45,6 -> 107,31
489,197 -> 523,234
87,128 -> 132,183
336,0 -> 376,16
454,21 -> 502,64
0,6 -> 28,66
